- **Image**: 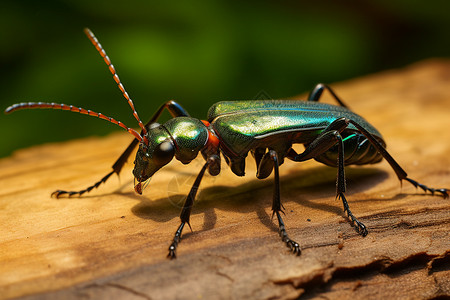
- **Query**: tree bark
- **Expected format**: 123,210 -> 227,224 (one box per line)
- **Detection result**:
0,59 -> 449,300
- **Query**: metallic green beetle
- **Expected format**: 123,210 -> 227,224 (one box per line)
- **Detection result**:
5,29 -> 448,259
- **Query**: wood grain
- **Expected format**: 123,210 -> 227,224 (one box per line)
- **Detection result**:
1,59 -> 449,300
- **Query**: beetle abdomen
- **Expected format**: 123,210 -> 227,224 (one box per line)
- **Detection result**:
313,131 -> 384,167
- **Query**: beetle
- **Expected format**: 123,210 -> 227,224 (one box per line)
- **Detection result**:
5,29 -> 448,259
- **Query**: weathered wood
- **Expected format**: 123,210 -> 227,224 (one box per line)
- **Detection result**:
0,59 -> 449,300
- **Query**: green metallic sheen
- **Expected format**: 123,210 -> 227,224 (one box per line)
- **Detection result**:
164,117 -> 208,163
133,125 -> 173,181
208,100 -> 384,157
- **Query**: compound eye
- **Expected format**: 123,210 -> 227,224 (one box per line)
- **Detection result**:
153,140 -> 175,165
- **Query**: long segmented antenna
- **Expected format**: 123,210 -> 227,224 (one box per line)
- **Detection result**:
83,28 -> 149,146
5,102 -> 142,141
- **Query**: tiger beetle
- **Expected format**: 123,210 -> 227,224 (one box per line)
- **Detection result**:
5,29 -> 448,259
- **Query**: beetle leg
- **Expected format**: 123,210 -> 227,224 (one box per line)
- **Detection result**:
287,119 -> 368,236
347,120 -> 449,199
403,178 -> 448,198
52,100 -> 190,198
150,100 -> 191,120
252,147 -> 266,170
266,150 -> 301,255
168,155 -> 219,259
168,161 -> 208,259
308,83 -> 349,108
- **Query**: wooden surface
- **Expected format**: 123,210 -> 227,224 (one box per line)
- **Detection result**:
1,59 -> 450,300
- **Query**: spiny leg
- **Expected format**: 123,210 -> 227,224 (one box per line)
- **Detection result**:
347,120 -> 449,199
52,170 -> 115,198
332,127 -> 368,236
308,83 -> 349,108
168,156 -> 217,259
264,150 -> 301,255
287,118 -> 368,235
53,100 -> 190,198
404,178 -> 448,198
338,193 -> 367,236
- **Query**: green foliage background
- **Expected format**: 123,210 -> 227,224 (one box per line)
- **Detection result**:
1,1 -> 450,157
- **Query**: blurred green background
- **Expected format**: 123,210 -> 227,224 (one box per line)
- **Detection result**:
1,0 -> 450,158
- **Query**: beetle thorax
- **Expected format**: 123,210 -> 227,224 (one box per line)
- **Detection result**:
163,117 -> 209,164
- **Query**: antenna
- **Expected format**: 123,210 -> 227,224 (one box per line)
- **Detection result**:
84,28 -> 149,146
5,102 -> 142,141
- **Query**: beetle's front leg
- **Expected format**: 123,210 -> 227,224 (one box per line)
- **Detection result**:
146,100 -> 190,125
168,155 -> 219,259
52,100 -> 190,198
168,162 -> 208,259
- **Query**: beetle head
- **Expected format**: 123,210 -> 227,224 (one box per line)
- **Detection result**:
133,123 -> 175,194
132,117 -> 209,194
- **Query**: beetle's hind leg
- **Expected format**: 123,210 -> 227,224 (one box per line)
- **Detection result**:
260,150 -> 301,255
287,118 -> 368,235
346,120 -> 449,199
403,178 -> 448,198
308,83 -> 349,108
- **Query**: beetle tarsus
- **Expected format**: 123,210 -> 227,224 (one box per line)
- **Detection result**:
269,150 -> 302,256
276,211 -> 301,255
168,246 -> 177,259
167,162 -> 210,259
338,193 -> 368,237
168,222 -> 185,259
168,241 -> 179,259
51,170 -> 115,198
403,178 -> 449,199
52,189 -> 89,198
